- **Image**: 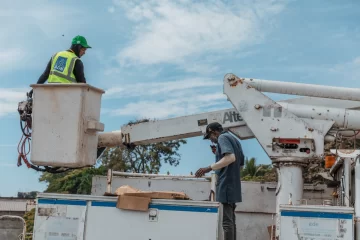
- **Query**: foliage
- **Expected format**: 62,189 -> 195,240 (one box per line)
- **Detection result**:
99,139 -> 187,173
18,191 -> 38,198
39,166 -> 107,194
23,208 -> 35,240
240,157 -> 277,182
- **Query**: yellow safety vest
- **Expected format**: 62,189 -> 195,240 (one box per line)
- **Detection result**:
48,50 -> 79,83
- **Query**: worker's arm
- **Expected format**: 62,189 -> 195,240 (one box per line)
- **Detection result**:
211,153 -> 235,170
195,153 -> 235,177
195,135 -> 237,177
37,58 -> 51,84
211,135 -> 236,170
73,60 -> 87,83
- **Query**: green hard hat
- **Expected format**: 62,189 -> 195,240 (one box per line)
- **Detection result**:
72,35 -> 91,48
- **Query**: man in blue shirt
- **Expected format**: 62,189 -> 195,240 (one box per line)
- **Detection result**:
195,122 -> 244,240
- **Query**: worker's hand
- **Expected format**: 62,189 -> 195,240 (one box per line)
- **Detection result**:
195,166 -> 212,178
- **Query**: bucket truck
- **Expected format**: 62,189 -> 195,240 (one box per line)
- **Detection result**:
18,73 -> 360,239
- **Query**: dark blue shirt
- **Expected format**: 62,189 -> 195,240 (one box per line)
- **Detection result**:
215,131 -> 244,203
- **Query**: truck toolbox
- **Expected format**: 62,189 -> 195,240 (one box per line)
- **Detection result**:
33,193 -> 220,240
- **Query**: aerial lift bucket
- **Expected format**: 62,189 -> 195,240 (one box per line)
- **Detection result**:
29,83 -> 105,168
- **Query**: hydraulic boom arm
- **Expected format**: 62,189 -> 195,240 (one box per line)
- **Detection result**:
114,74 -> 360,161
117,108 -> 254,146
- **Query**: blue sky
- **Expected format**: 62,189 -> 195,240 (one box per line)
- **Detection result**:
1,0 -> 359,196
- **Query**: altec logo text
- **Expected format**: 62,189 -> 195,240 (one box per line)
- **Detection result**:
223,111 -> 243,124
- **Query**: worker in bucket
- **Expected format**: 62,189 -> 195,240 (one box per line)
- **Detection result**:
36,35 -> 91,84
195,122 -> 244,240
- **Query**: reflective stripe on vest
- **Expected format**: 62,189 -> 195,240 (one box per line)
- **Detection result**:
48,51 -> 79,83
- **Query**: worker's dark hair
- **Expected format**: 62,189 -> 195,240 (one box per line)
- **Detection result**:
207,122 -> 223,132
203,122 -> 223,139
70,44 -> 82,57
212,125 -> 223,132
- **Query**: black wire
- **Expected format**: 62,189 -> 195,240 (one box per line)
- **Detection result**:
20,118 -> 31,137
19,119 -> 80,174
28,164 -> 82,174
18,103 -> 89,174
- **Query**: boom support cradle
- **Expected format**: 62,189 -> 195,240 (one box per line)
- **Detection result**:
223,73 -> 334,161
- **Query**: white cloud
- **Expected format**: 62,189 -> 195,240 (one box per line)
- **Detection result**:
104,77 -> 229,119
0,163 -> 16,168
329,57 -> 360,82
110,93 -> 227,119
0,1 -> 88,73
0,48 -> 23,69
104,78 -> 222,98
0,88 -> 28,118
0,2 -> 83,39
114,0 -> 288,71
108,6 -> 116,13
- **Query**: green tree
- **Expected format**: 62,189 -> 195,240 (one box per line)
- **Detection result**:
39,166 -> 107,194
23,208 -> 35,240
241,157 -> 276,182
241,157 -> 257,177
18,191 -> 38,198
39,139 -> 187,194
100,140 -> 187,173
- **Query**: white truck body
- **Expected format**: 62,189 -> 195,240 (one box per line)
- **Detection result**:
91,174 -> 335,240
279,204 -> 354,239
32,193 -> 220,240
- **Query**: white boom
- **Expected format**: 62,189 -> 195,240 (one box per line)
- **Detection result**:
100,102 -> 360,148
99,76 -> 360,148
242,77 -> 360,101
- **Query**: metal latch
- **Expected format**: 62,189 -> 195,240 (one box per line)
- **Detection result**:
149,209 -> 158,222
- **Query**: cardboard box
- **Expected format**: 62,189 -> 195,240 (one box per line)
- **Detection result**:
124,191 -> 190,200
116,195 -> 151,212
115,185 -> 140,196
113,185 -> 190,211
112,185 -> 190,200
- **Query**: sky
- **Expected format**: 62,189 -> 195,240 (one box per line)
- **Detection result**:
0,0 -> 359,196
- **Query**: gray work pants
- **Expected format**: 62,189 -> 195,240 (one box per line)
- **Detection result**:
222,203 -> 237,240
